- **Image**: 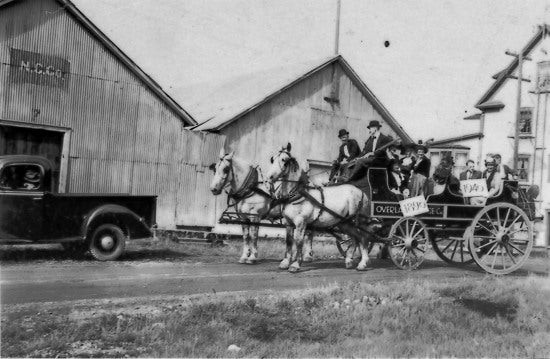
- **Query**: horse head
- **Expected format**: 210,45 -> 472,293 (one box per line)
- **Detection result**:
209,149 -> 234,195
266,143 -> 299,183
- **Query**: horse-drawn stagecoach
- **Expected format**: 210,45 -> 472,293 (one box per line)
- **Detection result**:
212,146 -> 536,275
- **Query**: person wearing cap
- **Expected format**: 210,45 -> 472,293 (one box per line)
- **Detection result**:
329,129 -> 361,181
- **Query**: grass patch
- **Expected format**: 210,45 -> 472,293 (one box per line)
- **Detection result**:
2,276 -> 550,358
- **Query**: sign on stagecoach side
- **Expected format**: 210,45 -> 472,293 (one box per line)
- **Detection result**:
460,179 -> 488,198
399,195 -> 429,217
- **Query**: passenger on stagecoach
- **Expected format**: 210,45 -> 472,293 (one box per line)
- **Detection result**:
399,143 -> 416,182
459,159 -> 482,180
388,159 -> 410,198
345,120 -> 396,182
470,156 -> 502,206
329,129 -> 361,181
408,141 -> 431,196
493,153 -> 516,180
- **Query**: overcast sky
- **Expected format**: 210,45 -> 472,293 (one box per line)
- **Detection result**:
75,0 -> 550,141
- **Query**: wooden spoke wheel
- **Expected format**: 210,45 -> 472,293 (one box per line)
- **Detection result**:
467,203 -> 533,275
388,217 -> 430,270
430,235 -> 475,265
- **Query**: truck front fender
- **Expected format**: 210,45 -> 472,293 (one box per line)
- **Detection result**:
82,204 -> 152,241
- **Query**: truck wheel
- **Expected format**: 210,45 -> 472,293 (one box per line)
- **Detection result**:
89,224 -> 126,261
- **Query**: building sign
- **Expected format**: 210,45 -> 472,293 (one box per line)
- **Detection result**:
372,202 -> 443,217
9,48 -> 70,89
460,179 -> 488,198
537,61 -> 550,93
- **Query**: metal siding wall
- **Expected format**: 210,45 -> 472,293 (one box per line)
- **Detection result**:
221,64 -> 405,174
0,0 -> 226,229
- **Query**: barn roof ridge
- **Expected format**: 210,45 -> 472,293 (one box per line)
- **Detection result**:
0,0 -> 197,126
475,24 -> 550,109
191,55 -> 413,143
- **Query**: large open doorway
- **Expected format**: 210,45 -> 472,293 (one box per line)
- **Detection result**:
0,123 -> 69,192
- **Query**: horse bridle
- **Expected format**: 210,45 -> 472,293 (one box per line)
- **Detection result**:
269,150 -> 302,198
214,156 -> 235,194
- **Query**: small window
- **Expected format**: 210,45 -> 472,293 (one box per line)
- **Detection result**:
519,108 -> 532,134
0,164 -> 43,191
517,155 -> 530,182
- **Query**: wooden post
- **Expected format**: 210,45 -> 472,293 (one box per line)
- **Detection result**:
513,53 -> 523,171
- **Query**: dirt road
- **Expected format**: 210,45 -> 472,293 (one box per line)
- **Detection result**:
2,253 -> 547,305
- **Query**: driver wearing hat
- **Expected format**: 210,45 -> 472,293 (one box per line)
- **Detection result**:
20,167 -> 41,190
329,129 -> 361,181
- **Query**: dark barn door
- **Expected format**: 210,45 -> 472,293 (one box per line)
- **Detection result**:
0,125 -> 63,192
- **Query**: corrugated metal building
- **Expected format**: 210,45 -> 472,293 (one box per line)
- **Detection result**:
0,0 -> 225,228
191,56 -> 413,186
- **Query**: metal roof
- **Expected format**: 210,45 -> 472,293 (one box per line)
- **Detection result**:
475,24 -> 550,109
0,0 -> 196,126
190,55 -> 413,143
428,133 -> 483,147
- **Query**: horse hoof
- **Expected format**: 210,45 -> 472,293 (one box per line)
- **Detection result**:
288,265 -> 300,273
279,261 -> 290,270
356,265 -> 373,271
238,258 -> 247,264
245,258 -> 257,264
345,261 -> 354,269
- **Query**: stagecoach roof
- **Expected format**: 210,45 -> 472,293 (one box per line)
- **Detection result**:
188,55 -> 413,143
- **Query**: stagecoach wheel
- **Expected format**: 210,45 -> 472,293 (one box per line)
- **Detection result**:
430,234 -> 475,266
388,217 -> 430,270
467,203 -> 533,275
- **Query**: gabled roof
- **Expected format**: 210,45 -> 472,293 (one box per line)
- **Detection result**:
190,55 -> 413,143
0,0 -> 196,126
475,24 -> 550,109
428,132 -> 483,147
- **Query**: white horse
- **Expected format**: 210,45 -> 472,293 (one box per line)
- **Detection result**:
209,149 -> 313,264
266,143 -> 373,272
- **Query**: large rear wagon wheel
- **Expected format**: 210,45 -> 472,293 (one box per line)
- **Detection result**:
388,217 -> 430,270
88,224 -> 126,261
467,203 -> 533,275
430,235 -> 475,266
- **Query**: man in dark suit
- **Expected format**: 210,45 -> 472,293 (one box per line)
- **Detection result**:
346,120 -> 394,181
459,159 -> 482,180
329,129 -> 361,180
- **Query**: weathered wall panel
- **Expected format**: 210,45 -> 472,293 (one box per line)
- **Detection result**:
0,0 -> 225,228
222,64 -> 401,174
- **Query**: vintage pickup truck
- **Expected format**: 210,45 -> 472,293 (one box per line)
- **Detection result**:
0,155 -> 156,261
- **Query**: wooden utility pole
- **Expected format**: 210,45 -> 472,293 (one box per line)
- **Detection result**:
334,0 -> 341,55
505,50 -> 532,171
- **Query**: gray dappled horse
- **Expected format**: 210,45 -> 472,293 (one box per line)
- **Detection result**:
266,143 -> 373,272
209,149 -> 313,264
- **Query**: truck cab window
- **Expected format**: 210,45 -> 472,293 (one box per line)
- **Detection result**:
0,165 -> 43,191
